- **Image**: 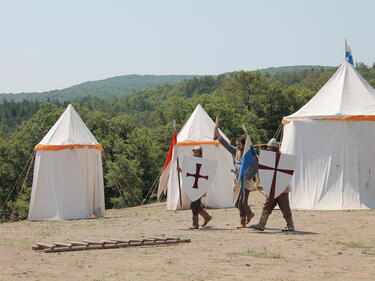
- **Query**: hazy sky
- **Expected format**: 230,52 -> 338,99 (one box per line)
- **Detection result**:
0,0 -> 374,93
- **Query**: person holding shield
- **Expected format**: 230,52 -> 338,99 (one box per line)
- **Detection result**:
177,146 -> 212,229
250,138 -> 295,232
214,127 -> 256,228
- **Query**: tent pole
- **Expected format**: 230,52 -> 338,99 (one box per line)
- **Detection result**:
176,157 -> 183,207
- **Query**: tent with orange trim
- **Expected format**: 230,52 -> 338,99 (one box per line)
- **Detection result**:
281,61 -> 375,209
165,104 -> 235,210
28,104 -> 105,220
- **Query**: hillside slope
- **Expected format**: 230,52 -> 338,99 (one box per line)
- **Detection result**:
0,74 -> 199,102
259,65 -> 334,74
0,65 -> 334,102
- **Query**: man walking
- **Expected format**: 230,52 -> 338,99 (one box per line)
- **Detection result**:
177,146 -> 212,229
250,138 -> 295,231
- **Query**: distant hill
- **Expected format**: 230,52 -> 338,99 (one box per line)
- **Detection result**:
0,66 -> 334,102
259,65 -> 335,75
0,74 -> 200,102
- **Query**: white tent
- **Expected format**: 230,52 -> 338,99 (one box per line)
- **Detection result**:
28,104 -> 105,220
281,61 -> 375,209
166,104 -> 235,210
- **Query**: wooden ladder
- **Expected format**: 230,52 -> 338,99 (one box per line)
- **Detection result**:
33,237 -> 191,253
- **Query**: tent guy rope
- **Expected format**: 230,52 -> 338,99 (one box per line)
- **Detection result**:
0,152 -> 35,217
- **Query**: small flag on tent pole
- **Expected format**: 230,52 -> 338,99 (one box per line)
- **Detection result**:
157,131 -> 177,199
345,38 -> 354,65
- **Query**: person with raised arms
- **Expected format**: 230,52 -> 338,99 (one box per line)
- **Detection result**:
214,124 -> 256,228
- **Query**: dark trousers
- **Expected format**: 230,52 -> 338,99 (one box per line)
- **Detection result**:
190,199 -> 203,215
235,189 -> 250,217
262,192 -> 292,219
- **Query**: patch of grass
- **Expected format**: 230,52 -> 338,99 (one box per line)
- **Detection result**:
335,241 -> 371,249
37,230 -> 53,237
254,262 -> 273,266
323,271 -> 336,277
76,260 -> 86,269
143,249 -> 156,255
308,249 -> 323,257
228,248 -> 282,259
166,259 -> 175,265
361,250 -> 375,256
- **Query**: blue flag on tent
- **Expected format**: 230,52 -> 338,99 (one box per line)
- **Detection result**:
345,39 -> 354,65
238,137 -> 258,196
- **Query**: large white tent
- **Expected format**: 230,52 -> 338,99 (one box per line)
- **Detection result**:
281,61 -> 375,209
166,104 -> 235,210
28,104 -> 105,220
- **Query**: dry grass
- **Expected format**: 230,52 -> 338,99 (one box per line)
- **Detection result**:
0,192 -> 374,281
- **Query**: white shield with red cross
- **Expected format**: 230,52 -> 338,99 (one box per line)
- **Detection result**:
258,150 -> 295,200
181,156 -> 218,202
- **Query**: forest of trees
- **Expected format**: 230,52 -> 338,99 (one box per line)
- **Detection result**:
1,63 -> 375,222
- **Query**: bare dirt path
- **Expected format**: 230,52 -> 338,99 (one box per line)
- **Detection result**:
0,192 -> 374,281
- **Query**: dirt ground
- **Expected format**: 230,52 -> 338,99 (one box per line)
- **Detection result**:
0,191 -> 374,281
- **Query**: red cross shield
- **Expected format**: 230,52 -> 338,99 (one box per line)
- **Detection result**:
181,155 -> 218,202
258,150 -> 295,200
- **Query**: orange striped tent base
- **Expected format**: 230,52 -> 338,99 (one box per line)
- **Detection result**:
34,144 -> 103,152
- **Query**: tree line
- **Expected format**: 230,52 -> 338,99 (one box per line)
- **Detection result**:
1,62 -> 374,222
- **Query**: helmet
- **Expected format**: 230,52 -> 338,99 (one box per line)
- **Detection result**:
267,138 -> 278,148
192,145 -> 202,151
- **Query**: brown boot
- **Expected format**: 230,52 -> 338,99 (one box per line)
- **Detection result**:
250,213 -> 269,231
189,214 -> 199,229
237,216 -> 247,228
283,216 -> 295,231
246,207 -> 255,224
200,209 -> 212,227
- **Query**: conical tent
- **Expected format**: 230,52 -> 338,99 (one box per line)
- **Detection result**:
28,104 -> 105,220
281,61 -> 375,209
166,104 -> 235,210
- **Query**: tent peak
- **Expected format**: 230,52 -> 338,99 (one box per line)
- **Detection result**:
193,103 -> 204,112
283,59 -> 375,121
36,104 -> 101,149
177,104 -> 228,142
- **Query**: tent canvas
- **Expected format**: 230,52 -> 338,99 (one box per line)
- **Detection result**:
166,104 -> 235,210
281,61 -> 375,209
28,104 -> 105,220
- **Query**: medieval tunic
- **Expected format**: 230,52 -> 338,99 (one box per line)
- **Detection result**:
191,199 -> 204,215
261,186 -> 292,219
219,138 -> 252,217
